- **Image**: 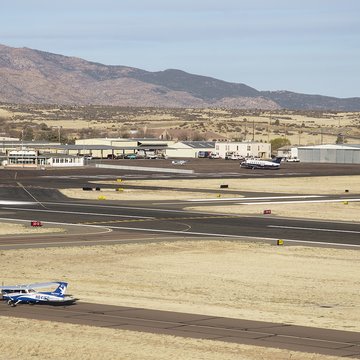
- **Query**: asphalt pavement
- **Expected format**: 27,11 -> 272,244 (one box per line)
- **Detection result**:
0,162 -> 359,357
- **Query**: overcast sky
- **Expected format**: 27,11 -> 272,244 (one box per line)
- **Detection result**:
2,0 -> 359,98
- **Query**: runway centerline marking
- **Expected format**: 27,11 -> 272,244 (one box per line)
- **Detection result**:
268,225 -> 360,234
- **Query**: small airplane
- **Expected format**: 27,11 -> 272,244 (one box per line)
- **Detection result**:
240,157 -> 282,170
0,281 -> 77,307
172,160 -> 187,165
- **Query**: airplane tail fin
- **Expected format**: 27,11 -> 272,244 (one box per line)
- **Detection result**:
52,282 -> 68,297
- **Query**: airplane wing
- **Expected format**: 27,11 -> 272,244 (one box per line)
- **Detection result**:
0,281 -> 63,290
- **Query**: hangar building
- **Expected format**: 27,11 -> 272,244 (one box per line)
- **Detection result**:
298,144 -> 360,164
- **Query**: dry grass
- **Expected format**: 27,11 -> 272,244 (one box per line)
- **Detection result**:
186,202 -> 360,222
60,188 -> 239,201
0,317 -> 340,360
2,104 -> 360,144
0,222 -> 64,235
1,171 -> 359,358
119,175 -> 360,194
1,241 -> 359,332
71,175 -> 360,222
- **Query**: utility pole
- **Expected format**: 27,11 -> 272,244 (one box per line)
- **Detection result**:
244,119 -> 247,141
320,128 -> 323,145
252,119 -> 255,141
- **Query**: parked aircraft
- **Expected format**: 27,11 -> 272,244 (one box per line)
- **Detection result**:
240,157 -> 282,170
0,281 -> 77,306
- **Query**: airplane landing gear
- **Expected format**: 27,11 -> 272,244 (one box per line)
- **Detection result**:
7,300 -> 16,307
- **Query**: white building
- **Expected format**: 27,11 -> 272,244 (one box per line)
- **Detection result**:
3,150 -> 84,168
298,144 -> 360,163
215,141 -> 271,159
165,141 -> 215,158
75,138 -> 170,158
277,146 -> 299,159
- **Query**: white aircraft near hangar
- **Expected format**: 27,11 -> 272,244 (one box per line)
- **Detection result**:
0,281 -> 77,307
240,157 -> 282,170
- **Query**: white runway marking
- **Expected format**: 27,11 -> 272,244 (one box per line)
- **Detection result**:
241,198 -> 360,205
0,217 -> 359,249
187,195 -> 323,202
268,225 -> 360,234
102,225 -> 360,248
0,201 -> 36,205
1,207 -> 154,219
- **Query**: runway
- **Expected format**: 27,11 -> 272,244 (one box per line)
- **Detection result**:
1,302 -> 359,358
1,195 -> 360,248
0,164 -> 359,357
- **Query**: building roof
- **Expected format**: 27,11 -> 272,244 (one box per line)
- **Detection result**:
181,141 -> 215,149
298,144 -> 360,150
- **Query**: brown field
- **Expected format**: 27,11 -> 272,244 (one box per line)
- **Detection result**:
0,317 -> 341,360
1,184 -> 359,359
0,240 -> 358,359
0,221 -> 64,235
1,104 -> 360,359
1,104 -> 360,145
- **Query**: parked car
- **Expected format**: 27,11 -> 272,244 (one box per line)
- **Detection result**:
286,157 -> 300,162
124,153 -> 138,159
107,154 -> 116,159
172,160 -> 187,165
209,153 -> 220,159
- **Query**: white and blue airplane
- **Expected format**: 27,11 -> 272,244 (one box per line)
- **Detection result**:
0,281 -> 77,307
240,157 -> 282,170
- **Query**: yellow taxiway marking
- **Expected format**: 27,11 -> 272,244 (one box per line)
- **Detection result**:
80,215 -> 237,225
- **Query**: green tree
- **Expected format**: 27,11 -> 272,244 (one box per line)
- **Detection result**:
22,127 -> 34,141
270,137 -> 291,151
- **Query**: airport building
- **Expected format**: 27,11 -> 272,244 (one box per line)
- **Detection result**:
2,149 -> 84,168
165,141 -> 215,158
215,141 -> 271,159
298,144 -> 360,164
75,138 -> 170,158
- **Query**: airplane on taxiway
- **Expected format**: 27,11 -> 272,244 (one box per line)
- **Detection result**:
0,281 -> 77,307
240,157 -> 282,170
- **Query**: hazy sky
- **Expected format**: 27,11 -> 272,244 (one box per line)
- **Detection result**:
2,0 -> 359,97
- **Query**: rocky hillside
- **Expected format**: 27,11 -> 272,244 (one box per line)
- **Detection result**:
0,44 -> 359,110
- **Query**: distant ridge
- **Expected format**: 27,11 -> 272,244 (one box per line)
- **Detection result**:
0,44 -> 359,110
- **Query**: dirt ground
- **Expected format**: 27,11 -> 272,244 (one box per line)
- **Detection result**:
1,174 -> 359,359
62,175 -> 360,222
0,221 -> 64,235
1,241 -> 359,332
0,317 -> 342,360
119,175 -> 360,194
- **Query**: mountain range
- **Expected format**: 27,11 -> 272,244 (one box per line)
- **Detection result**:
0,44 -> 359,110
